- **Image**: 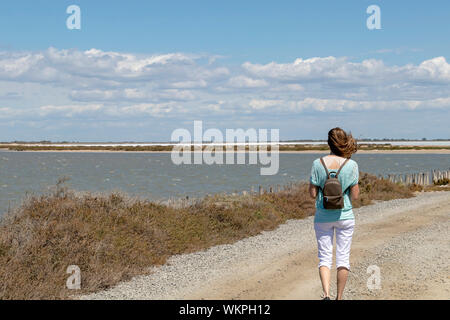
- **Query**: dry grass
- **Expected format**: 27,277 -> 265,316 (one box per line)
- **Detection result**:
352,172 -> 415,207
0,173 -> 413,299
423,183 -> 450,192
433,178 -> 449,186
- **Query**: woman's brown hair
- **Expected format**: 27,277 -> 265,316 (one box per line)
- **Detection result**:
327,127 -> 357,158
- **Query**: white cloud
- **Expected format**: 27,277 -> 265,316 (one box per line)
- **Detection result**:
0,107 -> 18,118
0,48 -> 229,86
70,88 -> 196,102
170,80 -> 208,89
247,97 -> 450,113
242,56 -> 450,85
118,103 -> 175,116
38,104 -> 103,117
412,57 -> 450,82
227,76 -> 268,88
0,48 -> 449,132
249,99 -> 283,110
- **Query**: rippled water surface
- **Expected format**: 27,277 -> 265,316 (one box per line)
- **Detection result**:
0,151 -> 449,215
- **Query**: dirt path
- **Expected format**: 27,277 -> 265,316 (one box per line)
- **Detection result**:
81,192 -> 450,300
187,194 -> 449,300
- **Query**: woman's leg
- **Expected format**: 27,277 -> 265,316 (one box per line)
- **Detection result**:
336,267 -> 349,300
314,222 -> 334,298
319,266 -> 331,298
335,219 -> 355,300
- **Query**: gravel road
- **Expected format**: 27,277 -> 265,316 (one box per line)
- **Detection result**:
80,191 -> 450,300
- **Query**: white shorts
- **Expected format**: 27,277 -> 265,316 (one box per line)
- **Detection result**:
314,219 -> 355,270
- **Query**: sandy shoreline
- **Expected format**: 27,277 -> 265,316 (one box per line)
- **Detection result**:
2,149 -> 450,154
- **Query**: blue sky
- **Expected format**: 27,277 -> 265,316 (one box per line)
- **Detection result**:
0,0 -> 449,141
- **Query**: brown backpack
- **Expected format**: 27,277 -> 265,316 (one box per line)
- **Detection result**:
319,157 -> 350,210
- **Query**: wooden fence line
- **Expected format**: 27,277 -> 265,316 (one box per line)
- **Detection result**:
246,168 -> 450,196
384,169 -> 450,186
164,168 -> 450,207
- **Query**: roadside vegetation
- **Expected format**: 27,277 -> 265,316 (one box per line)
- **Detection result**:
0,173 -> 423,299
422,177 -> 450,191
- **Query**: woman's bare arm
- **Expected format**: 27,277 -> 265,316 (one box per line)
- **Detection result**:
309,183 -> 318,199
350,184 -> 360,201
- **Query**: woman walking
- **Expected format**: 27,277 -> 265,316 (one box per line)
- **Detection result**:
309,127 -> 359,300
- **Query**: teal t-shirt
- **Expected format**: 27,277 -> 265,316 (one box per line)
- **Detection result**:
310,157 -> 359,223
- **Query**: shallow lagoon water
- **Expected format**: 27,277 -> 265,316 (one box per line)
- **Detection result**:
0,151 -> 449,216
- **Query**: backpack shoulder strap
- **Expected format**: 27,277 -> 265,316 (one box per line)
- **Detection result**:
336,158 -> 350,178
319,157 -> 331,178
